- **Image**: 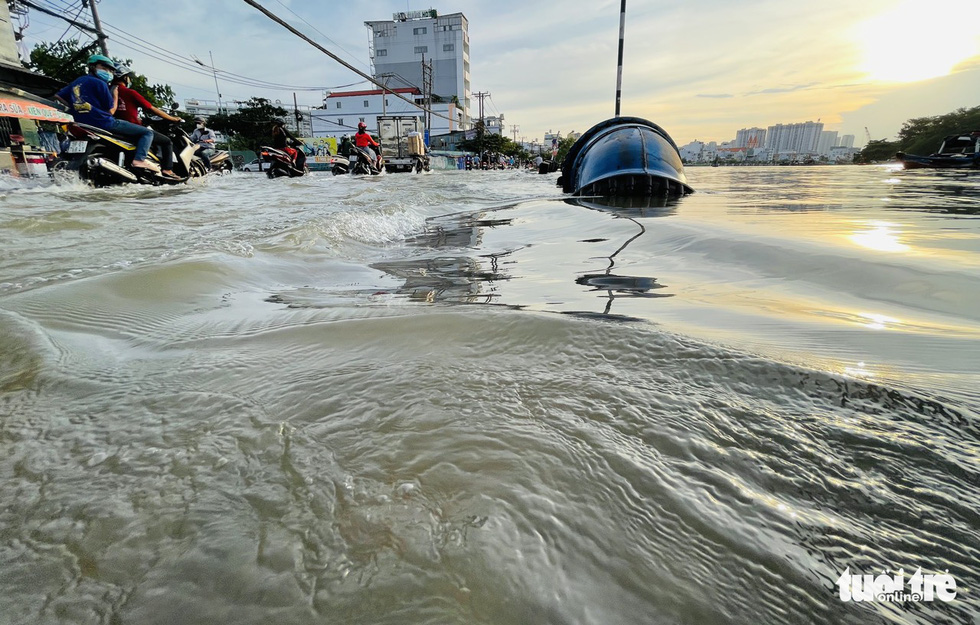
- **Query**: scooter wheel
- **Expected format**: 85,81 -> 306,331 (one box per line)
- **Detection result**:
189,161 -> 209,178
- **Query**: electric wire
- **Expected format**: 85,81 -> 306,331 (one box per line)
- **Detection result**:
23,0 -> 460,124
271,0 -> 371,74
52,0 -> 84,44
25,0 -> 350,93
240,0 -> 453,123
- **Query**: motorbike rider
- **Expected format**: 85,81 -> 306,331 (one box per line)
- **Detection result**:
189,117 -> 217,169
111,67 -> 182,179
354,121 -> 381,170
338,135 -> 353,160
271,119 -> 306,170
53,54 -> 159,173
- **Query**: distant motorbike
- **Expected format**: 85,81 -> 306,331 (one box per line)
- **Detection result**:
152,111 -> 232,174
259,140 -> 308,178
146,118 -> 211,178
54,122 -> 192,187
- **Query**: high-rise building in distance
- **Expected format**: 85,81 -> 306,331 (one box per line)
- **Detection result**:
766,121 -> 824,154
735,127 -> 767,149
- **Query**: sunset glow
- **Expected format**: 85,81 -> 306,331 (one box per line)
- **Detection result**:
857,1 -> 980,83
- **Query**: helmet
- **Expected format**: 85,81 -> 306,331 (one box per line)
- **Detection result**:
112,65 -> 133,84
87,54 -> 116,70
357,122 -> 367,130
194,116 -> 206,123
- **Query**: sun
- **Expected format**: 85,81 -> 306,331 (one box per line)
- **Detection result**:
856,0 -> 980,83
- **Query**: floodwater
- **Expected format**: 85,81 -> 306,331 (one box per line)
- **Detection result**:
1,165 -> 978,624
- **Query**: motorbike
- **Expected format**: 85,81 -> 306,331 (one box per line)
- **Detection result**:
146,118 -> 213,178
258,140 -> 308,178
53,121 -> 192,187
346,145 -> 385,176
152,111 -> 232,174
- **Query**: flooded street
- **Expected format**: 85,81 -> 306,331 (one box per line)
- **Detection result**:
1,165 -> 978,624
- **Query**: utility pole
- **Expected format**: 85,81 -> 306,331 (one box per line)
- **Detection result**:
293,92 -> 300,134
193,52 -> 223,114
209,51 -> 222,115
614,0 -> 626,116
380,73 -> 393,117
83,0 -> 109,55
511,124 -> 519,143
474,91 -> 489,164
421,58 -> 433,140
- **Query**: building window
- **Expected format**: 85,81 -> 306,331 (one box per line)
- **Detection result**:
413,27 -> 427,35
336,102 -> 342,109
359,118 -> 365,123
414,46 -> 428,54
363,100 -> 369,108
443,43 -> 454,52
337,118 -> 343,126
376,49 -> 387,57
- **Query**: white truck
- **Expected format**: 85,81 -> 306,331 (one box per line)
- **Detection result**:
377,116 -> 430,173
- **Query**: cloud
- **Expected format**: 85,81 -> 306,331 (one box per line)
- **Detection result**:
745,83 -> 820,96
21,0 -> 973,145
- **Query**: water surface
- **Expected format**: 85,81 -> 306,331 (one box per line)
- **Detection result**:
1,165 -> 978,624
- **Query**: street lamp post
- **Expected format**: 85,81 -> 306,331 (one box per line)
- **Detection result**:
194,52 -> 222,114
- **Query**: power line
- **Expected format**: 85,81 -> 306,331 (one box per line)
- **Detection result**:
271,0 -> 370,74
22,0 -> 348,93
52,0 -> 86,44
240,0 -> 452,123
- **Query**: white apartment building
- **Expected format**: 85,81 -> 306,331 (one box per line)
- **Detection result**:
817,130 -> 839,156
840,134 -> 855,148
310,87 -> 464,139
365,10 -> 471,128
735,127 -> 766,149
766,121 -> 824,155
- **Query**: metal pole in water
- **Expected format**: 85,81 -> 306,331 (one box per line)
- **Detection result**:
615,0 -> 626,116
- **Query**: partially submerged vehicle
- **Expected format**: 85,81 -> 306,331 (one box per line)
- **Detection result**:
56,121 -> 198,186
896,131 -> 980,169
558,117 -> 694,198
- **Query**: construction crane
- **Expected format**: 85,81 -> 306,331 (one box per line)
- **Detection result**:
865,127 -> 873,143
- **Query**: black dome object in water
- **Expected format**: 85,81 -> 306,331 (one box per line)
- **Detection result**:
559,117 -> 694,197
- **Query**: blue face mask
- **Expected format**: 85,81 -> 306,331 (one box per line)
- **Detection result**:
95,69 -> 113,82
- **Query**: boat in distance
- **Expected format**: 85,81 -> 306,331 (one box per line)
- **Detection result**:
896,131 -> 980,169
558,116 -> 694,198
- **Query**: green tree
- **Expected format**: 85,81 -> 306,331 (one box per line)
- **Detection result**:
855,105 -> 980,163
554,134 -> 578,163
27,39 -> 176,107
205,98 -> 289,152
27,39 -> 96,82
458,127 -> 523,157
855,139 -> 900,163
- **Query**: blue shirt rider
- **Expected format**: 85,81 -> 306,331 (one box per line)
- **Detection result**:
53,54 -> 159,174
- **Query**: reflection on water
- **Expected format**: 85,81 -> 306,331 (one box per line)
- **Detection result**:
848,221 -> 911,253
567,197 -> 675,320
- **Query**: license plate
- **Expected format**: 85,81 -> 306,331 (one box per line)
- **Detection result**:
67,140 -> 88,154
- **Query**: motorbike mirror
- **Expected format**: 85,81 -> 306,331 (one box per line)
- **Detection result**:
170,102 -> 179,110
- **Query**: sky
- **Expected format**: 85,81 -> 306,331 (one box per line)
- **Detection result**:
15,0 -> 980,147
